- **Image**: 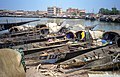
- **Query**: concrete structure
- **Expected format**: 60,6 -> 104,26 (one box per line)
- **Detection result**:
47,6 -> 62,16
66,8 -> 85,16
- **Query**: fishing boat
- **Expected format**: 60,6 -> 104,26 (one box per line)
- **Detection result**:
0,23 -> 49,38
24,39 -> 108,65
0,33 -> 65,48
0,19 -> 40,31
24,29 -> 107,64
83,51 -> 120,71
25,45 -> 69,64
12,39 -> 70,54
0,21 -> 67,48
59,44 -> 118,69
102,30 -> 120,44
59,51 -> 120,74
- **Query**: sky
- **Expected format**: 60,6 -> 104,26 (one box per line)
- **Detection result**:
0,0 -> 120,13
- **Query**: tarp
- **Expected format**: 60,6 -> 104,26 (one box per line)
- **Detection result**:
66,24 -> 85,32
89,30 -> 104,40
46,23 -> 62,33
0,48 -> 25,77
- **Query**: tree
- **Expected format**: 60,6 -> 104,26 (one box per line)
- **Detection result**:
99,7 -> 119,15
111,7 -> 119,15
99,8 -> 105,14
104,9 -> 111,15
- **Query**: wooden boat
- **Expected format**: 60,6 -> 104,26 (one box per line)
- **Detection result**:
59,44 -> 108,63
0,22 -> 66,48
25,40 -> 108,64
83,52 -> 120,71
0,19 -> 40,31
60,44 -> 118,69
8,27 -> 49,37
0,34 -> 65,48
102,30 -> 120,44
0,25 -> 49,38
21,40 -> 70,55
6,23 -> 49,37
23,29 -> 110,65
0,21 -> 65,38
25,45 -> 69,64
61,61 -> 88,69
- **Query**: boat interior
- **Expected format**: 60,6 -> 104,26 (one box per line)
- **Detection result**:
103,31 -> 120,43
117,37 -> 120,47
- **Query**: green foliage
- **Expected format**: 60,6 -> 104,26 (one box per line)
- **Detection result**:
99,7 -> 119,15
72,12 -> 77,15
79,13 -> 82,16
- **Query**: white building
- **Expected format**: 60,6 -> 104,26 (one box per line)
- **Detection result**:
47,6 -> 62,16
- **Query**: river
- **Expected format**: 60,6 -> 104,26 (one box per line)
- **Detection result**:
0,17 -> 120,31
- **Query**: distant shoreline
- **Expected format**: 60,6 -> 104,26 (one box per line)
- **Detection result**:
0,15 -> 85,19
0,15 -> 41,18
0,15 -> 120,23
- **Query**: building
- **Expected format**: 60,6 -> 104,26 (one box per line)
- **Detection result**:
47,6 -> 62,16
67,8 -> 79,14
36,10 -> 47,16
78,10 -> 86,15
66,8 -> 85,16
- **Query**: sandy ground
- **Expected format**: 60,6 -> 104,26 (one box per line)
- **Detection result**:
26,64 -> 89,77
26,64 -> 120,77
